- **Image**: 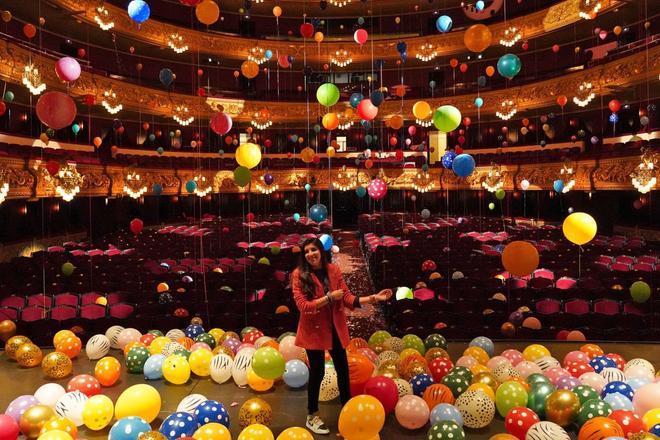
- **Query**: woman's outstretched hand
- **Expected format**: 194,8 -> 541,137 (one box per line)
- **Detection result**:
373,289 -> 393,302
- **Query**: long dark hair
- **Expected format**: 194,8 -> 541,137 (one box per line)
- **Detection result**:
297,237 -> 329,299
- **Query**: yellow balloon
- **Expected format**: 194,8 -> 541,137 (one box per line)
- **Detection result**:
522,344 -> 551,362
238,424 -> 274,440
82,395 -> 114,431
412,101 -> 431,120
464,24 -> 493,53
189,349 -> 213,377
208,329 -> 225,345
20,405 -> 55,439
643,408 -> 660,430
247,368 -> 274,392
53,330 -> 74,347
114,384 -> 162,423
399,348 -> 420,362
277,427 -> 314,440
195,0 -> 220,25
149,336 -> 170,355
236,143 -> 262,169
326,147 -> 336,157
39,417 -> 77,438
314,31 -> 324,43
272,6 -> 282,17
193,423 -> 232,440
163,355 -> 191,385
37,431 -> 73,440
471,364 -> 490,375
464,346 -> 490,364
562,212 -> 597,245
468,383 -> 496,401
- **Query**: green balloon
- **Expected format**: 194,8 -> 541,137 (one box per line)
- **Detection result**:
173,348 -> 191,360
126,346 -> 150,374
449,366 -> 473,382
527,373 -> 552,387
402,334 -> 426,355
424,333 -> 448,350
572,385 -> 599,405
277,331 -> 296,342
316,83 -> 340,107
441,374 -> 470,398
495,189 -> 506,200
488,202 -> 495,210
233,166 -> 251,187
577,398 -> 612,426
195,333 -> 216,349
427,421 -> 465,440
527,383 -> 555,417
630,280 -> 651,303
432,105 -> 462,132
61,262 -> 75,276
270,246 -> 281,255
368,330 -> 391,347
252,347 -> 285,379
148,330 -> 164,337
496,381 -> 529,417
3,91 -> 14,103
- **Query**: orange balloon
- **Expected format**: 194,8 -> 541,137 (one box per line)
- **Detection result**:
178,337 -> 194,349
412,101 -> 431,120
578,417 -> 624,440
23,23 -> 37,39
53,330 -> 75,347
195,0 -> 220,25
489,434 -> 518,440
485,66 -> 495,77
464,346 -> 489,364
365,159 -> 374,169
241,60 -> 259,79
579,343 -> 604,359
123,341 -> 147,357
468,383 -> 495,401
93,137 -> 102,148
94,356 -> 121,386
56,336 -> 82,359
322,113 -> 339,131
449,58 -> 459,68
300,147 -> 315,163
347,353 -> 374,385
422,384 -> 455,408
272,6 -> 282,17
314,31 -> 324,43
501,241 -> 539,277
389,115 -> 404,130
347,338 -> 369,352
464,24 -> 493,53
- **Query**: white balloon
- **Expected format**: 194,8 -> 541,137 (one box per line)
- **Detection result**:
176,394 -> 207,414
105,325 -> 124,349
86,334 -> 110,360
55,391 -> 88,427
210,354 -> 234,384
166,329 -> 185,341
520,179 -> 530,191
232,347 -> 255,387
34,383 -> 66,408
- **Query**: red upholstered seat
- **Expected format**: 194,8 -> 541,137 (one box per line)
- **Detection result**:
51,305 -> 77,321
564,299 -> 590,315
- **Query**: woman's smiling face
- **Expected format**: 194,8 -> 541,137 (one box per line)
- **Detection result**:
304,242 -> 322,269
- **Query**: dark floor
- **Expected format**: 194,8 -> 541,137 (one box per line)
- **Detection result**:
1,341 -> 658,439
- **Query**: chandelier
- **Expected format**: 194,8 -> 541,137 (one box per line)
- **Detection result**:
335,169 -> 355,191
579,0 -> 602,20
22,65 -> 46,95
101,89 -> 122,114
330,49 -> 353,68
412,171 -> 434,193
416,118 -> 433,127
559,160 -> 576,193
572,81 -> 595,107
481,163 -> 504,192
329,0 -> 351,7
0,168 -> 9,205
54,163 -> 83,202
251,109 -> 273,130
167,33 -> 188,54
123,170 -> 148,199
495,100 -> 517,121
94,6 -> 114,31
248,47 -> 268,65
173,105 -> 194,126
256,176 -> 279,194
630,147 -> 657,194
499,27 -> 522,47
194,174 -> 212,197
415,43 -> 438,62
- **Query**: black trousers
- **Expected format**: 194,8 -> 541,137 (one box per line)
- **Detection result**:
306,326 -> 351,414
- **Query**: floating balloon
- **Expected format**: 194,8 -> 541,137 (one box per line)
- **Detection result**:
349,93 -> 363,108
452,154 -> 475,177
357,99 -> 378,121
562,212 -> 597,245
55,57 -> 81,82
436,15 -> 452,33
502,241 -> 539,277
309,204 -> 328,222
236,143 -> 261,169
36,92 -> 77,130
354,29 -> 368,45
464,24 -> 492,53
497,54 -> 522,79
127,0 -> 150,24
433,105 -> 462,132
159,69 -> 175,87
240,61 -> 259,79
316,83 -> 340,107
195,0 -> 220,25
412,101 -> 431,120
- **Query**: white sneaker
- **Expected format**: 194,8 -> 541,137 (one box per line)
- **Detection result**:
306,414 -> 330,435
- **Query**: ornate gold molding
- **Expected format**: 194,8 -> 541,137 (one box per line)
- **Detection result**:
51,0 -> 616,64
1,39 -> 656,124
0,154 -> 653,200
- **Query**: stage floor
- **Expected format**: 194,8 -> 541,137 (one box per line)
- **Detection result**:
1,341 -> 658,439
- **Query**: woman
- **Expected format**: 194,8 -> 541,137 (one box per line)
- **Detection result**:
291,237 -> 392,435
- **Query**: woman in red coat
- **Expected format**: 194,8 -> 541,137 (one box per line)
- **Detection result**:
291,237 -> 392,435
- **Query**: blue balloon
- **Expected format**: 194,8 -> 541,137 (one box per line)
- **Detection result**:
313,124 -> 321,133
357,17 -> 365,25
156,147 -> 164,155
319,234 -> 333,251
441,151 -> 456,169
304,183 -> 311,192
474,97 -> 484,108
265,49 -> 273,59
396,41 -> 407,54
365,134 -> 373,145
349,93 -> 363,109
400,51 -> 407,62
283,359 -> 309,388
497,53 -> 522,79
429,80 -> 436,89
602,392 -> 633,411
309,204 -> 328,223
109,416 -> 151,440
452,154 -> 476,177
469,336 -> 494,357
430,403 -> 463,427
494,244 -> 505,253
127,0 -> 150,24
476,0 -> 485,11
356,186 -> 367,198
159,412 -> 198,440
152,183 -> 163,195
194,400 -> 229,427
71,124 -> 80,135
185,179 -> 197,194
185,324 -> 204,338
650,424 -> 660,436
143,354 -> 165,380
609,113 -> 619,123
361,120 -> 371,129
435,15 -> 453,33
553,179 -> 564,193
411,374 -> 434,396
477,75 -> 487,87
589,355 -> 616,373
370,90 -> 384,106
293,213 -> 300,222
291,134 -> 299,143
148,134 -> 156,142
626,376 -> 651,391
159,68 -> 175,87
601,381 -> 634,400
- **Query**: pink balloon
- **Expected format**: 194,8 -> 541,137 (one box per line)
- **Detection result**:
563,350 -> 589,366
36,91 -> 77,129
364,376 -> 399,414
456,355 -> 478,369
545,367 -> 570,383
632,382 -> 660,417
408,126 -> 417,136
55,56 -> 81,82
357,99 -> 378,121
395,395 -> 429,429
117,328 -> 142,349
405,138 -> 412,146
501,349 -> 524,366
210,112 -> 233,135
191,342 -> 211,352
354,28 -> 368,45
0,414 -> 19,439
579,372 -> 607,393
599,30 -> 608,40
487,356 -> 511,371
279,335 -> 305,361
516,361 -> 543,378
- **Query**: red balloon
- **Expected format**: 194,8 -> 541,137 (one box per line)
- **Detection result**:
278,55 -> 290,69
395,150 -> 404,161
130,218 -> 143,235
264,139 -> 272,148
389,136 -> 397,146
23,23 -> 36,39
46,160 -> 60,176
77,48 -> 86,58
565,361 -> 594,378
357,99 -> 378,121
505,407 -> 540,440
83,94 -> 95,106
354,29 -> 368,45
556,95 -> 568,107
408,126 -> 417,136
463,117 -> 471,126
179,0 -> 202,5
0,415 -> 19,440
300,23 -> 314,38
552,44 -> 560,53
0,101 -> 6,117
429,357 -> 453,382
140,333 -> 155,346
605,353 -> 626,370
608,410 -> 645,437
246,213 -> 255,222
458,136 -> 466,145
455,146 -> 463,154
36,92 -> 77,129
459,63 -> 468,73
67,374 -> 101,397
364,376 -> 399,414
608,99 -> 621,113
210,112 -> 233,135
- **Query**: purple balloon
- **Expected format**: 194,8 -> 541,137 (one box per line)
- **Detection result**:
508,311 -> 524,325
4,395 -> 39,422
264,174 -> 274,185
555,375 -> 580,390
222,337 -> 241,354
55,57 -> 81,82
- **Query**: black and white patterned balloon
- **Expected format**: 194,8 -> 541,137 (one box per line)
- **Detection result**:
455,389 -> 495,428
601,367 -> 626,383
231,347 -> 255,387
210,353 -> 233,384
105,325 -> 124,349
55,391 -> 88,427
535,356 -> 560,371
86,334 -> 110,360
166,329 -> 185,341
176,394 -> 207,414
394,378 -> 413,398
525,421 -> 570,440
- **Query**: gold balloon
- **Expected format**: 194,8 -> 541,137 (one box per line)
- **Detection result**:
191,317 -> 203,326
17,343 -> 43,367
545,390 -> 580,427
1,10 -> 11,23
219,332 -> 239,343
371,344 -> 385,355
489,434 -> 518,440
401,360 -> 430,381
212,345 -> 234,358
300,147 -> 315,164
20,404 -> 55,439
238,398 -> 272,429
629,434 -> 660,440
472,372 -> 499,394
5,335 -> 31,360
41,351 -> 73,379
0,320 -> 16,342
138,431 -> 167,440
376,360 -> 400,379
425,348 -> 449,363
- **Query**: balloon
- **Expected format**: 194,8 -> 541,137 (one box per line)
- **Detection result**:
159,412 -> 197,439
427,420 -> 465,439
354,29 -> 368,45
41,352 -> 73,379
412,101 -> 431,120
496,381 -> 528,417
464,24 -> 492,53
556,95 -> 568,107
233,166 -> 251,187
436,15 -> 452,33
114,385 -> 161,423
19,404 -> 55,438
357,99 -> 378,120
562,212 -> 597,245
272,5 -> 282,16
108,416 -> 151,440
505,407 -> 540,439
240,61 -> 259,79
367,179 -> 387,200
350,93 -> 363,108
36,92 -> 77,129
633,383 -> 660,417
475,97 -> 484,108
55,57 -> 81,82
195,0 -> 219,25
545,390 -> 580,426
251,347 -> 285,380
235,143 -> 261,169
630,281 -> 651,303
94,356 -> 121,386
82,395 -> 113,430
433,105 -> 462,132
497,54 -> 522,79
127,0 -> 150,23
322,113 -> 339,130
553,179 -> 564,193
159,68 -> 175,87
23,23 -> 37,38
455,389 -> 496,428
238,398 -> 272,428
525,421 -> 570,439
452,154 -> 475,177
16,343 -> 43,367
54,391 -> 87,427
578,417 -> 624,439
609,99 -> 621,113
309,204 -> 328,222
316,83 -> 340,107
501,241 -> 539,277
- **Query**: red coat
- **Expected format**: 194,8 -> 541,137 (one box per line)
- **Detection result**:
291,263 -> 357,350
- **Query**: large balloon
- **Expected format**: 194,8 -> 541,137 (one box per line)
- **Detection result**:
316,83 -> 340,107
502,241 -> 539,277
562,212 -> 597,245
127,0 -> 150,23
433,105 -> 462,132
357,99 -> 378,121
233,167 -> 251,187
309,204 -> 328,223
235,143 -> 262,169
195,0 -> 220,25
210,112 -> 232,135
464,24 -> 492,53
436,15 -> 452,33
55,57 -> 81,82
240,61 -> 259,79
36,92 -> 77,129
114,384 -> 161,423
452,154 -> 475,177
497,54 -> 522,79
412,101 -> 431,120
339,395 -> 385,438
